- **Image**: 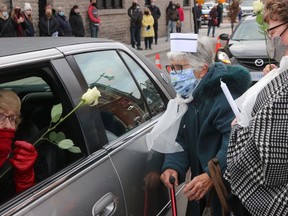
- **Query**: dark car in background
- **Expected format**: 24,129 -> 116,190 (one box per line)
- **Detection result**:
216,15 -> 277,82
0,38 -> 187,215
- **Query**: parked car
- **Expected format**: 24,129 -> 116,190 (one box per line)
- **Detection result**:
0,37 -> 185,215
201,3 -> 211,25
240,0 -> 254,16
216,15 -> 277,82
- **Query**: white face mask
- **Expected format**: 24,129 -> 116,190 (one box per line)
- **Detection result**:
2,11 -> 8,18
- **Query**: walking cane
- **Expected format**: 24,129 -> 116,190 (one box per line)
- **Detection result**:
169,176 -> 178,216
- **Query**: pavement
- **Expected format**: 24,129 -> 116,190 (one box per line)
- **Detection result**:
139,18 -> 234,58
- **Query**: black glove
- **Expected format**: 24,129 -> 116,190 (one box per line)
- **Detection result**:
147,25 -> 151,30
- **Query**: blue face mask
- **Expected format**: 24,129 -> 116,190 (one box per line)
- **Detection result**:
170,68 -> 199,98
59,11 -> 64,16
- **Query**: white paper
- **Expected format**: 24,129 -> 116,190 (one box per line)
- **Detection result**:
220,80 -> 240,119
170,33 -> 198,53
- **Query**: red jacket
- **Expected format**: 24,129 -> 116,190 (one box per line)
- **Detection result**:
177,7 -> 184,22
88,4 -> 101,24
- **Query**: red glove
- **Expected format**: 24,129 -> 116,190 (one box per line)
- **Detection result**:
9,141 -> 38,193
0,128 -> 15,167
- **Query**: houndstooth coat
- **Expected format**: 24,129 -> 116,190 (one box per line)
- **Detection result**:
225,57 -> 288,216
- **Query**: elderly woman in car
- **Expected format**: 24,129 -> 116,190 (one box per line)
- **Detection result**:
0,90 -> 37,203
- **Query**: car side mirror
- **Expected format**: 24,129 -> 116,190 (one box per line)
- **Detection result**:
219,33 -> 229,41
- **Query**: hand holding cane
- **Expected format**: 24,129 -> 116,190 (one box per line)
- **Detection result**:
169,176 -> 178,216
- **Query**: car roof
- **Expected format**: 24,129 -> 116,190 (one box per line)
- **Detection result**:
0,37 -> 114,57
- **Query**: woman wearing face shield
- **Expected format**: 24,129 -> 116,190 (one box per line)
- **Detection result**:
224,0 -> 288,215
160,36 -> 251,215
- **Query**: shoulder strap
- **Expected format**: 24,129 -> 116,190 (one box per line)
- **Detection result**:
208,158 -> 230,215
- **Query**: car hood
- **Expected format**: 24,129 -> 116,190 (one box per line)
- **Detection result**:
228,40 -> 268,57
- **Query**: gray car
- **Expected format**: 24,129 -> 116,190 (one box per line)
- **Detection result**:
216,15 -> 277,82
0,37 -> 187,216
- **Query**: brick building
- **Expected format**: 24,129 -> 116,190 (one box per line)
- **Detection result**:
5,0 -> 194,43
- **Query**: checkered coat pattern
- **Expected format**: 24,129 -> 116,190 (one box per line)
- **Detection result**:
224,66 -> 288,215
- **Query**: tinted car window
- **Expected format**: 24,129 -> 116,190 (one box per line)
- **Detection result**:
120,51 -> 165,117
232,20 -> 265,40
74,51 -> 151,141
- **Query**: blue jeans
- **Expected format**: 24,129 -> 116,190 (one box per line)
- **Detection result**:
207,25 -> 216,37
90,23 -> 99,38
166,21 -> 176,41
130,25 -> 141,48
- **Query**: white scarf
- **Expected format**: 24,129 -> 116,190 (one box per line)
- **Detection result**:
236,56 -> 288,127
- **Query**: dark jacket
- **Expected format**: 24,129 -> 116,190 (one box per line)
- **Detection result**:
39,15 -> 59,36
162,62 -> 251,215
166,6 -> 179,23
128,4 -> 143,27
56,14 -> 72,36
23,14 -> 35,36
208,8 -> 218,26
0,17 -> 17,37
148,5 -> 161,23
69,11 -> 85,37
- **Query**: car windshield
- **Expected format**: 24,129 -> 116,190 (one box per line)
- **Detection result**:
241,1 -> 253,6
232,19 -> 265,40
202,4 -> 209,10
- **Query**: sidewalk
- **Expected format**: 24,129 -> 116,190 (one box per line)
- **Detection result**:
140,19 -> 233,58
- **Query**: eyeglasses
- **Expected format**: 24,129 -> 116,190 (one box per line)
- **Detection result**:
0,113 -> 21,125
165,64 -> 190,74
266,21 -> 288,39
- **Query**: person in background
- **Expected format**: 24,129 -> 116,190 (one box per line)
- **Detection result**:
207,5 -> 218,37
148,0 -> 161,45
224,0 -> 288,215
69,5 -> 85,37
160,36 -> 251,215
238,6 -> 242,22
88,0 -> 101,38
39,7 -> 59,36
0,4 -> 17,37
56,7 -> 72,36
192,3 -> 202,34
128,0 -> 143,50
22,3 -> 35,36
216,2 -> 223,27
141,7 -> 154,50
176,2 -> 184,33
0,90 -> 38,204
165,2 -> 179,41
11,6 -> 27,37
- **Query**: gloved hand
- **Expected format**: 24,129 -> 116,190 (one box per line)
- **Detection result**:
0,128 -> 15,167
9,141 -> 38,193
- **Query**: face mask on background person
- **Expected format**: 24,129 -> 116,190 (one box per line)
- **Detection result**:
151,2 -> 155,6
2,11 -> 9,18
267,36 -> 288,63
59,11 -> 64,16
170,68 -> 199,98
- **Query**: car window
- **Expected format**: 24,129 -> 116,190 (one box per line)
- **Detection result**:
232,19 -> 265,40
0,74 -> 83,204
119,51 -> 165,117
74,50 -> 155,141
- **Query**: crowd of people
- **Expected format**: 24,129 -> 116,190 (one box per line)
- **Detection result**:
0,2 -> 90,37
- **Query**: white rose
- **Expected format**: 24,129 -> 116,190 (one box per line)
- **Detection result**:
253,0 -> 264,14
81,87 -> 101,106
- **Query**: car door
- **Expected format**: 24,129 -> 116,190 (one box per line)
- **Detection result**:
69,47 -> 175,215
0,56 -> 126,216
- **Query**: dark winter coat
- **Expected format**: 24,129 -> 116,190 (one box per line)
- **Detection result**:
166,6 -> 179,23
148,5 -> 161,23
23,14 -> 35,36
128,4 -> 143,27
0,17 -> 17,37
56,14 -> 72,36
39,15 -> 59,36
69,12 -> 85,37
162,62 -> 251,215
208,8 -> 218,26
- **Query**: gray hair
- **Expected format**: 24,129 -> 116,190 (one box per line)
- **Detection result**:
167,36 -> 214,72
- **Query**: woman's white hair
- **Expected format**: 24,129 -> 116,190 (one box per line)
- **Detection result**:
167,36 -> 214,72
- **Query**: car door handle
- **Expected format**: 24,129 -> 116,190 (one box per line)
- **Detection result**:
92,192 -> 117,216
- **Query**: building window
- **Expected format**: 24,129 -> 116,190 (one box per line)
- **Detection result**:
183,0 -> 189,6
97,0 -> 123,9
